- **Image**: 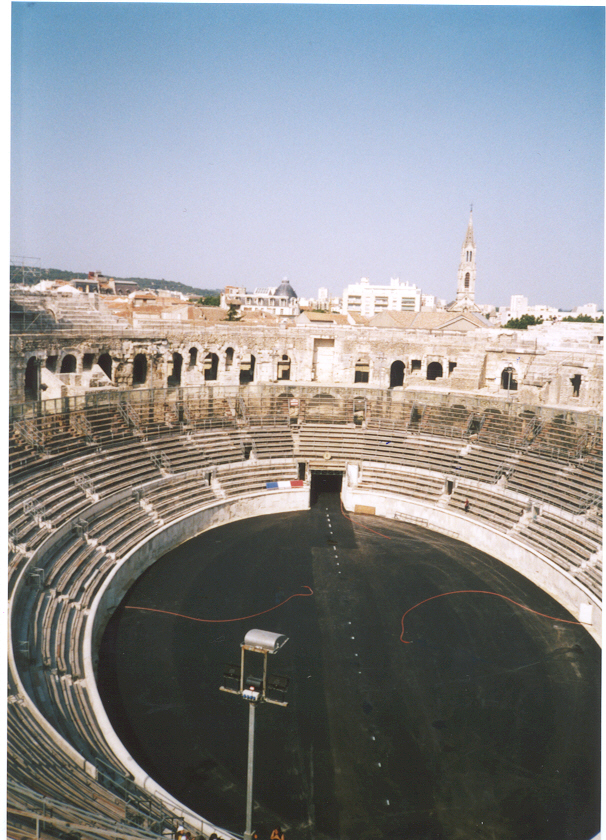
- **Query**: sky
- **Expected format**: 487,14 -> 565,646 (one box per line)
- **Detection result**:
10,3 -> 605,309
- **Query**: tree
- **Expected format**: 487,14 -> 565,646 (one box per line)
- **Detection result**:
224,304 -> 241,322
561,314 -> 601,323
504,314 -> 543,329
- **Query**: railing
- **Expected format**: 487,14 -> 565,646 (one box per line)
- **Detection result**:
10,384 -> 603,437
7,776 -> 180,839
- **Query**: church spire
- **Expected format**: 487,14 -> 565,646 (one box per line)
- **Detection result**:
463,206 -> 475,249
447,208 -> 481,312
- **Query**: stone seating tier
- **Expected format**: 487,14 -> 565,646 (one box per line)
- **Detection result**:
8,400 -> 601,839
357,463 -> 444,502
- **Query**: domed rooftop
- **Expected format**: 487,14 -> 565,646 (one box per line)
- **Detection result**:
274,278 -> 298,299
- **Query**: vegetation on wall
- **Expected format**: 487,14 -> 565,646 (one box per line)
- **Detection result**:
561,313 -> 604,323
503,314 -> 544,329
224,304 -> 242,321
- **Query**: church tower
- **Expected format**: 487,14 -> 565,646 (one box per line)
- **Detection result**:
448,208 -> 481,312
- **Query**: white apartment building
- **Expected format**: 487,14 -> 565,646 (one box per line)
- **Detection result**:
572,303 -> 600,318
497,295 -> 601,325
509,295 -> 528,319
341,277 -> 421,317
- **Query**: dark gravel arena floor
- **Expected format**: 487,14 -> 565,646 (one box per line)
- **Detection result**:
97,484 -> 600,840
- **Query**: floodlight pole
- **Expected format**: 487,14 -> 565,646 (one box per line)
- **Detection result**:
220,630 -> 289,840
244,699 -> 256,840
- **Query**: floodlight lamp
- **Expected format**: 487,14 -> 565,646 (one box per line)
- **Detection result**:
242,688 -> 260,702
243,629 -> 289,653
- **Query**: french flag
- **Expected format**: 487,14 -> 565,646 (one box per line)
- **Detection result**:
266,480 -> 305,489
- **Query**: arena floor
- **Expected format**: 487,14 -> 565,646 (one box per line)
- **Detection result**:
97,484 -> 600,840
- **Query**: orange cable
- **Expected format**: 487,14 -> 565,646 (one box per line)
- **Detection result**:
400,589 -> 588,644
340,498 -> 392,539
125,586 -> 313,624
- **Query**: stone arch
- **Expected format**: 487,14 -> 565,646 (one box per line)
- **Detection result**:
389,360 -> 405,388
98,353 -> 112,380
451,404 -> 470,426
225,347 -> 234,369
189,347 -> 198,368
277,354 -> 291,381
24,357 -> 40,401
308,393 -> 341,422
519,409 -> 536,421
353,396 -> 366,425
203,352 -> 219,381
239,354 -> 255,385
354,357 -> 370,384
169,353 -> 183,387
501,366 -> 518,391
60,354 -> 77,374
133,353 -> 147,385
275,392 -> 291,416
427,361 -> 443,381
570,374 -> 582,398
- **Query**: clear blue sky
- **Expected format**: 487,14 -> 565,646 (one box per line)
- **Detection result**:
11,3 -> 604,308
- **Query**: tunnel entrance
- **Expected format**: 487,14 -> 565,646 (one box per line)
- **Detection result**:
310,470 -> 343,506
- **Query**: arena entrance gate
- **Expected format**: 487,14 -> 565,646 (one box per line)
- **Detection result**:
310,469 -> 343,505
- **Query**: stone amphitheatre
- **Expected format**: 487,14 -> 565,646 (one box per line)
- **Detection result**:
8,288 -> 602,840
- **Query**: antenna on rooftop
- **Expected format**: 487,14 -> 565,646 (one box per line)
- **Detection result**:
10,256 -> 41,286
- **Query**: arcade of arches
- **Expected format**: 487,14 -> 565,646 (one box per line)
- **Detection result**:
14,329 -> 602,410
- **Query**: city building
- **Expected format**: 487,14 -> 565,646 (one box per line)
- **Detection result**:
495,295 -> 602,325
341,277 -> 422,317
221,279 -> 300,316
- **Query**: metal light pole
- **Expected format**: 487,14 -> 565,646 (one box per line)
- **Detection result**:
244,698 -> 256,840
220,629 -> 290,840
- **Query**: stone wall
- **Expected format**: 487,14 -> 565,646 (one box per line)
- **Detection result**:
11,320 -> 603,410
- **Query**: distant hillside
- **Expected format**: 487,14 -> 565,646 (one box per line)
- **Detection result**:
9,265 -> 220,298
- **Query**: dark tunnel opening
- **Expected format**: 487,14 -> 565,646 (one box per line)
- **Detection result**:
309,471 -> 343,506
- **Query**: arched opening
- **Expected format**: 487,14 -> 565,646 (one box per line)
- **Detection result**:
308,393 -> 339,422
82,353 -> 94,371
275,392 -> 290,415
239,354 -> 255,385
353,396 -> 366,425
409,404 -> 423,427
481,408 -> 502,434
45,355 -> 58,373
464,272 -> 470,289
169,353 -> 183,387
389,360 -> 405,388
225,347 -> 234,369
203,353 -> 219,381
189,347 -> 198,368
570,374 -> 582,398
133,353 -> 147,385
98,353 -> 112,380
60,354 -> 77,374
277,354 -> 291,381
24,357 -> 40,401
427,361 -> 443,381
501,366 -> 518,391
354,358 -> 369,384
